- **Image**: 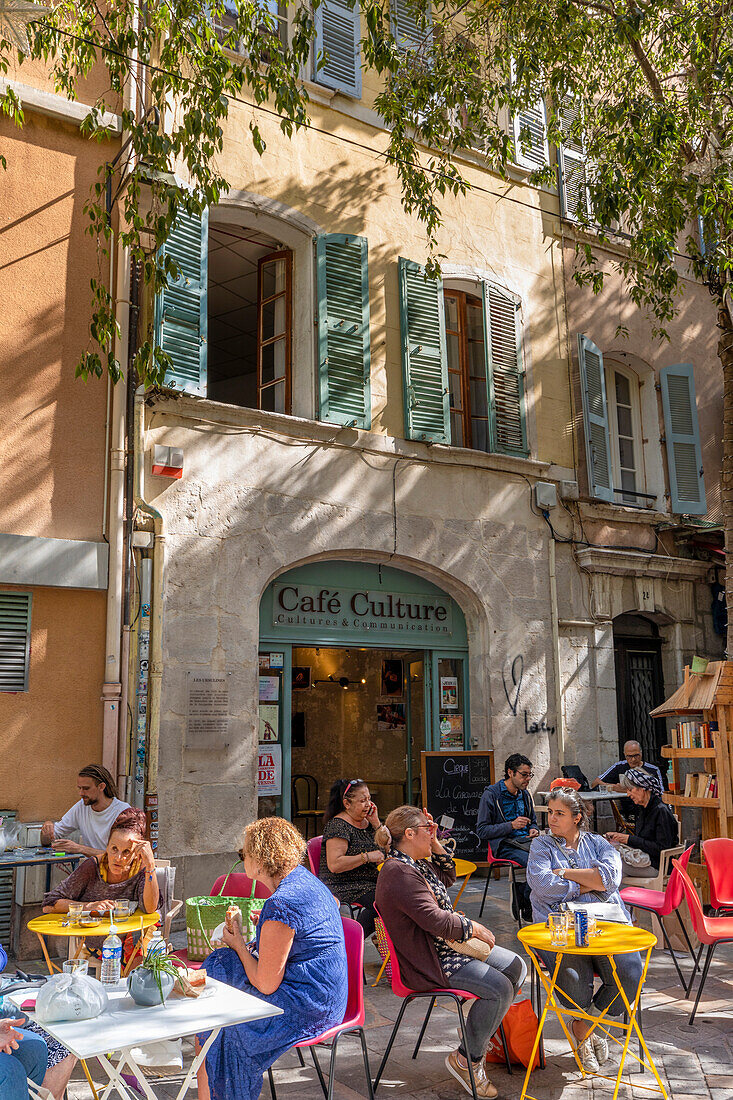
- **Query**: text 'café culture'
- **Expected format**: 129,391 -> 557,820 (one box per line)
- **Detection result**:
273,584 -> 454,634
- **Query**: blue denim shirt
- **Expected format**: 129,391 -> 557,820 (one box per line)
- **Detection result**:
526,831 -> 630,922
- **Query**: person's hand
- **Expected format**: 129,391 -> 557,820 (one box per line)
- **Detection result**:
131,838 -> 156,872
40,821 -> 55,846
512,816 -> 531,830
368,850 -> 382,864
609,784 -> 625,793
88,899 -> 117,913
52,837 -> 82,852
0,1019 -> 25,1055
251,910 -> 260,926
470,922 -> 496,949
606,832 -> 628,845
528,828 -> 539,839
552,867 -> 566,877
365,801 -> 380,827
221,921 -> 246,952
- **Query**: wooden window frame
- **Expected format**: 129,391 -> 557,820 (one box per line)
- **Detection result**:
443,288 -> 488,452
257,249 -> 292,415
605,362 -> 646,506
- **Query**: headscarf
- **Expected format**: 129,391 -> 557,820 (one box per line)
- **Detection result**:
625,767 -> 662,796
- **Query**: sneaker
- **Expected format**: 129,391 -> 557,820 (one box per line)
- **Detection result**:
445,1051 -> 498,1098
591,1030 -> 609,1065
575,1036 -> 600,1074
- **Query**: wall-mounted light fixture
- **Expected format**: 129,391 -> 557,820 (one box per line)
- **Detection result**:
312,676 -> 367,691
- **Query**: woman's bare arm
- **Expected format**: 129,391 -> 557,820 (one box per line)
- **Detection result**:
325,837 -> 380,874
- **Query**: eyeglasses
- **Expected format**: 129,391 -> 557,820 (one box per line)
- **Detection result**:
516,771 -> 534,779
625,754 -> 642,761
410,824 -> 432,832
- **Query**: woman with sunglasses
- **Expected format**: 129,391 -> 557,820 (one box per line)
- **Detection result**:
375,805 -> 525,1098
319,778 -> 382,937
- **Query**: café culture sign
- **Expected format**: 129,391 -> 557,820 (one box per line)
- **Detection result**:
272,582 -> 454,638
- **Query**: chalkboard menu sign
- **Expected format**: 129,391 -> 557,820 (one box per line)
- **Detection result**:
420,751 -> 495,865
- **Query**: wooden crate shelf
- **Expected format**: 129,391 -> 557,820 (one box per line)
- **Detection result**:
661,746 -> 717,760
663,794 -> 720,809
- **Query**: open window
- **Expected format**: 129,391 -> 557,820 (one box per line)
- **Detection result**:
605,363 -> 645,505
444,289 -> 489,450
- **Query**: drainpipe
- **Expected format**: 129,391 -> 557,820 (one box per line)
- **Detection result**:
548,535 -> 565,764
134,387 -> 165,846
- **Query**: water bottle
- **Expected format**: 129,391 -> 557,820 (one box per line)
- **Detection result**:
145,927 -> 165,960
101,918 -> 122,986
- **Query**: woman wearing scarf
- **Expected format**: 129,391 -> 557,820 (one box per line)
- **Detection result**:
605,767 -> 679,876
374,806 -> 525,1099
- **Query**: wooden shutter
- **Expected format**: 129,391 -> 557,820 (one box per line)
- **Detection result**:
391,0 -> 432,52
483,284 -> 527,456
660,363 -> 706,515
314,0 -> 361,97
399,257 -> 450,443
316,234 -> 371,428
154,207 -> 208,395
0,591 -> 32,693
578,334 -> 613,502
510,61 -> 549,171
557,99 -> 591,221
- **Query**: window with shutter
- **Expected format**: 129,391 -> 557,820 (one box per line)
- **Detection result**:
557,99 -> 592,221
391,0 -> 432,52
484,284 -> 528,456
314,0 -> 362,97
316,234 -> 372,429
577,334 -> 614,502
217,0 -> 288,54
399,258 -> 450,443
0,591 -> 32,693
444,290 -> 489,450
155,207 -> 208,395
660,363 -> 706,515
510,61 -> 549,171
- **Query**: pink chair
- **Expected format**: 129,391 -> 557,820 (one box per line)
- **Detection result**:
173,872 -> 271,969
372,905 -> 511,1099
479,840 -> 524,926
671,857 -> 733,1025
620,843 -> 695,990
268,917 -> 373,1100
306,835 -> 323,876
701,837 -> 733,915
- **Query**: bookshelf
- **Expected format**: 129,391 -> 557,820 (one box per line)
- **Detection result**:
650,661 -> 733,899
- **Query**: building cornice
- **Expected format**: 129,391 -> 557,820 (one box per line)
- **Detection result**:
575,546 -> 710,582
0,78 -> 121,133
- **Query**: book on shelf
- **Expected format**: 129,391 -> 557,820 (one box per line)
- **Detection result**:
681,772 -> 717,798
669,719 -> 717,749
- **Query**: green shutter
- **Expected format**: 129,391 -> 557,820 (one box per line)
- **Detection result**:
578,334 -> 613,502
316,234 -> 372,428
0,591 -> 32,693
154,207 -> 208,394
484,283 -> 528,456
660,363 -> 706,515
399,257 -> 450,443
314,0 -> 362,97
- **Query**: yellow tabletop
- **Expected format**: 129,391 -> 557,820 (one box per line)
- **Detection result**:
518,920 -> 657,956
452,858 -> 477,877
28,911 -> 160,938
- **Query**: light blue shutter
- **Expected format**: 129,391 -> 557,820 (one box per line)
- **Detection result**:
399,258 -> 450,443
484,284 -> 528,456
391,0 -> 432,52
314,0 -> 361,97
578,334 -> 613,502
154,207 -> 208,394
316,234 -> 371,428
660,363 -> 706,515
557,99 -> 591,221
0,591 -> 32,693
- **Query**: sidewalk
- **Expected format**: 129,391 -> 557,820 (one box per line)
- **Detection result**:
31,873 -> 733,1098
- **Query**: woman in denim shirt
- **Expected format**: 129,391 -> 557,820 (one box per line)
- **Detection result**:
526,787 -> 642,1075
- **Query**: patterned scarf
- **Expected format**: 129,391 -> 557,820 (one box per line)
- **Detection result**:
388,847 -> 454,908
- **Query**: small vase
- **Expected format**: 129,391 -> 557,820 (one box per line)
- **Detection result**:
128,966 -> 175,1007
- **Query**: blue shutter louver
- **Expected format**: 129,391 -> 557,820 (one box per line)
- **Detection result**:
316,234 -> 372,428
391,0 -> 432,53
399,258 -> 450,443
660,363 -> 706,515
0,591 -> 32,693
154,207 -> 208,395
314,0 -> 361,97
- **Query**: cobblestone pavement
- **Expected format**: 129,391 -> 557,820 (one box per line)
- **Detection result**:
22,874 -> 732,1099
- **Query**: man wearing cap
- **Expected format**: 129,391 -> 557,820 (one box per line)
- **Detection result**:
592,740 -> 665,820
605,767 -> 679,876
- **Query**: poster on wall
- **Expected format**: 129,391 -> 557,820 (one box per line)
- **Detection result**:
381,659 -> 403,697
292,666 -> 311,691
258,655 -> 271,671
259,675 -> 280,702
439,714 -> 464,748
185,672 -> 229,748
440,676 -> 459,709
258,745 -> 282,795
258,704 -> 279,743
377,703 -> 406,731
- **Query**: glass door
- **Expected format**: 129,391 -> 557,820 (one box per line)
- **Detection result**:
431,653 -> 469,750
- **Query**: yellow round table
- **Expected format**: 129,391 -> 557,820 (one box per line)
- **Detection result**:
517,921 -> 666,1100
28,911 -> 160,976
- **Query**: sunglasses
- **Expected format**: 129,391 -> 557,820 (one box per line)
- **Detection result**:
343,779 -> 365,797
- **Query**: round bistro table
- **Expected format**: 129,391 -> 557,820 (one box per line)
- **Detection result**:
28,911 -> 160,975
517,920 -> 666,1100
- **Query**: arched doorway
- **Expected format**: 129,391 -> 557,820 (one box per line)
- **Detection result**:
257,560 -> 469,822
612,614 -> 667,780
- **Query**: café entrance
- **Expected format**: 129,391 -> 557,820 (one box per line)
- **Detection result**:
257,561 -> 469,823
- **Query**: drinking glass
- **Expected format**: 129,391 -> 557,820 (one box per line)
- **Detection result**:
587,914 -> 598,938
114,899 -> 130,922
68,902 -> 83,924
548,912 -> 567,947
63,959 -> 88,976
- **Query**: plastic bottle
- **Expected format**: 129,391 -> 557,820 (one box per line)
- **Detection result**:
101,918 -> 122,986
145,927 -> 165,960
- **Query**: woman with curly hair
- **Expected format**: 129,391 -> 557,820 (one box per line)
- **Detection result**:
196,817 -> 347,1100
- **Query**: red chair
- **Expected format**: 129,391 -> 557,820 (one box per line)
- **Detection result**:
671,857 -> 733,1025
701,837 -> 733,915
479,840 -> 524,926
372,905 -> 511,1099
268,917 -> 373,1100
173,872 -> 271,969
620,844 -> 695,991
307,835 -> 323,876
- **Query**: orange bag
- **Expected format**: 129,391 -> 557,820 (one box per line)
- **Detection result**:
485,999 -> 540,1070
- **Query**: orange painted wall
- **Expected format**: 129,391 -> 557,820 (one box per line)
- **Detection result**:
0,584 -> 107,822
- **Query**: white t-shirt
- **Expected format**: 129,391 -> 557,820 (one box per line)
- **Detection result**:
54,797 -> 131,851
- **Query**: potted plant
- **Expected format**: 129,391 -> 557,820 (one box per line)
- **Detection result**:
128,945 -> 179,1007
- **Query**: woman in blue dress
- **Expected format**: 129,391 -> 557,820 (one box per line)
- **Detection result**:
196,817 -> 347,1100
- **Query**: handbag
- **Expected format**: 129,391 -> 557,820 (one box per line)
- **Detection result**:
185,861 -> 266,962
445,935 -> 492,962
485,999 -> 540,1069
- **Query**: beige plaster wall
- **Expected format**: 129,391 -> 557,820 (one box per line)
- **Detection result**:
0,584 -> 106,822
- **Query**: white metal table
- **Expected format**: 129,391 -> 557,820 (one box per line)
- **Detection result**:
536,789 -> 622,831
10,976 -> 282,1100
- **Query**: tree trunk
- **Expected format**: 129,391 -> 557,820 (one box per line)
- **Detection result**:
719,297 -> 733,656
